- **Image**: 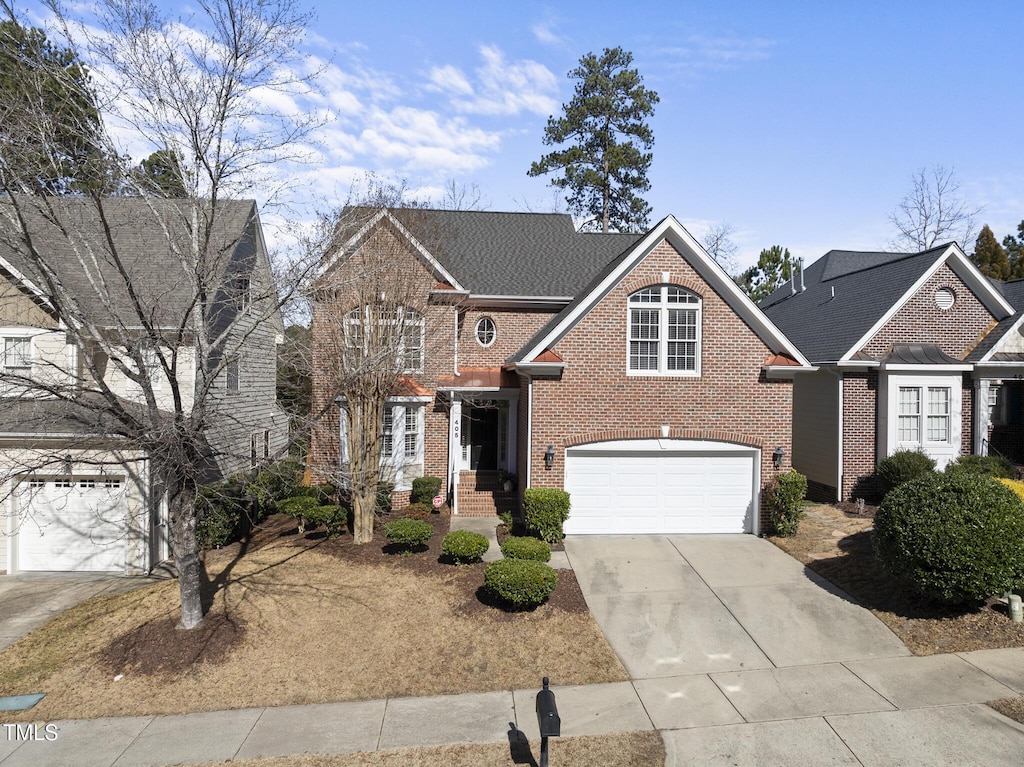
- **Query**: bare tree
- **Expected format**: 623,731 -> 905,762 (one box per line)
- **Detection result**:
889,165 -> 981,252
436,179 -> 489,211
0,0 -> 320,629
701,221 -> 739,273
308,203 -> 450,544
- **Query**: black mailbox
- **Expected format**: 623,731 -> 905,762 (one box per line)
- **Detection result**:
536,676 -> 560,737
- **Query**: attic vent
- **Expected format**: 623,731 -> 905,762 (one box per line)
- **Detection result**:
935,288 -> 955,311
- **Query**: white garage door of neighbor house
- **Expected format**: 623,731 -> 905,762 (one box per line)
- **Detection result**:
16,477 -> 127,572
563,440 -> 758,535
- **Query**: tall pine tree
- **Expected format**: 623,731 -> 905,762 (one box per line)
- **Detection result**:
1004,221 -> 1024,279
528,47 -> 659,233
972,225 -> 1011,280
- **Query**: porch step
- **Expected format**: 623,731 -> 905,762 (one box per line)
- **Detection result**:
456,471 -> 517,519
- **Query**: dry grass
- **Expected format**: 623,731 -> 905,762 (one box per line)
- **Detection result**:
770,503 -> 1024,655
0,519 -> 626,722
182,732 -> 665,767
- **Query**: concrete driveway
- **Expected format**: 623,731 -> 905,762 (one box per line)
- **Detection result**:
564,534 -> 1024,765
0,572 -> 163,651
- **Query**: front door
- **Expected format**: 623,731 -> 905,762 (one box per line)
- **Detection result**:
461,403 -> 501,471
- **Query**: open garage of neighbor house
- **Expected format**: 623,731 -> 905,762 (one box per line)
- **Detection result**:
562,440 -> 760,535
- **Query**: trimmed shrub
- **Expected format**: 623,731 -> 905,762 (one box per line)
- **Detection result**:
441,530 -> 489,564
402,502 -> 434,520
877,449 -> 935,491
291,483 -> 336,505
766,470 -> 807,537
874,472 -> 1024,604
483,559 -> 558,608
383,518 -> 433,549
245,457 -> 304,514
496,507 -> 514,530
500,536 -> 551,562
523,488 -> 571,544
997,477 -> 1024,503
376,481 -> 395,515
946,454 -> 1015,479
411,476 -> 443,505
278,495 -> 319,533
304,504 -> 349,537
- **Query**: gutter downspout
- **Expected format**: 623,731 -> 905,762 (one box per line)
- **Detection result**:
835,368 -> 844,502
526,375 -> 534,489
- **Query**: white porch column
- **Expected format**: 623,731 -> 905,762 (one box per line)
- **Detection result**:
448,396 -> 462,514
975,379 -> 991,455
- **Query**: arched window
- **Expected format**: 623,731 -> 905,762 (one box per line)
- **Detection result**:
344,305 -> 424,373
628,286 -> 701,375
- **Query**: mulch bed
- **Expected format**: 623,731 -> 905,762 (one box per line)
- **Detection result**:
101,510 -> 585,674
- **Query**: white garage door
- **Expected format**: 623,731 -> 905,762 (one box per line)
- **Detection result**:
16,477 -> 128,571
563,440 -> 758,535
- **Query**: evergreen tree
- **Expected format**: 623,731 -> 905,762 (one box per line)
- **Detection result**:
971,225 -> 1010,280
0,20 -> 104,193
738,245 -> 799,302
1004,221 -> 1024,279
137,150 -> 188,197
528,47 -> 659,233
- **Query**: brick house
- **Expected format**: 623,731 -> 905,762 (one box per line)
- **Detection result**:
760,242 -> 1024,502
310,208 -> 811,535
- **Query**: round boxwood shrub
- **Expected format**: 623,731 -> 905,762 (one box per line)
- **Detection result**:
523,488 -> 571,544
483,559 -> 558,608
441,530 -> 489,564
877,449 -> 935,491
304,504 -> 349,537
383,518 -> 433,550
873,472 -> 1024,604
500,536 -> 551,562
277,495 -> 319,533
945,454 -> 1015,479
411,476 -> 443,505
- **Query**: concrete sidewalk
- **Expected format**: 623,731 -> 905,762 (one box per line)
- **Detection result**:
3,650 -> 1024,766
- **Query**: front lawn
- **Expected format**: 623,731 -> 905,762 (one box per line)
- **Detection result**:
770,503 -> 1024,655
0,513 -> 627,722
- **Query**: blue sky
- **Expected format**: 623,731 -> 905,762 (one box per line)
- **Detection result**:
30,1 -> 1024,270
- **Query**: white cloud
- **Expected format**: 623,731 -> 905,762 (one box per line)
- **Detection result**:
355,106 -> 499,173
653,35 -> 777,78
436,45 -> 559,117
428,65 -> 474,96
531,20 -> 563,46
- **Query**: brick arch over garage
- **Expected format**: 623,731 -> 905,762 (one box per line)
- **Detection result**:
565,429 -> 763,450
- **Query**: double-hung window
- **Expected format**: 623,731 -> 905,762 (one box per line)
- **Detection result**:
340,402 -> 424,490
897,385 -> 951,446
2,337 -> 31,389
628,286 -> 701,375
345,306 -> 424,373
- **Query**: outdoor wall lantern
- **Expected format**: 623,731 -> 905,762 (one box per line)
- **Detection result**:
536,677 -> 560,767
544,445 -> 556,469
773,445 -> 786,470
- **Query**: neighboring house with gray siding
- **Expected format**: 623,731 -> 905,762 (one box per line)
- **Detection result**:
0,198 -> 288,575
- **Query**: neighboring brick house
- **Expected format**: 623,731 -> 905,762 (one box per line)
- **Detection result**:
311,208 -> 811,534
0,199 -> 289,574
760,242 -> 1024,502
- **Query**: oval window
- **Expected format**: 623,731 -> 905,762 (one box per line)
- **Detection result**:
475,316 -> 496,347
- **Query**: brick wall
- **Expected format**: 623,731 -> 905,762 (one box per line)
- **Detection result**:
861,263 -> 997,358
308,222 -> 559,504
841,371 -> 880,501
527,238 -> 794,530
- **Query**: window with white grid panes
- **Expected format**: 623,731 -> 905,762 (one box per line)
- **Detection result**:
628,286 -> 700,374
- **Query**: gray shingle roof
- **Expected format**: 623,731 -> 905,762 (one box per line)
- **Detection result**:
759,245 -> 951,363
343,208 -> 641,297
965,278 -> 1024,362
0,197 -> 257,329
884,343 -> 962,365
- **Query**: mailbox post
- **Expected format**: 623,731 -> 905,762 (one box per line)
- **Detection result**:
536,677 -> 560,767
